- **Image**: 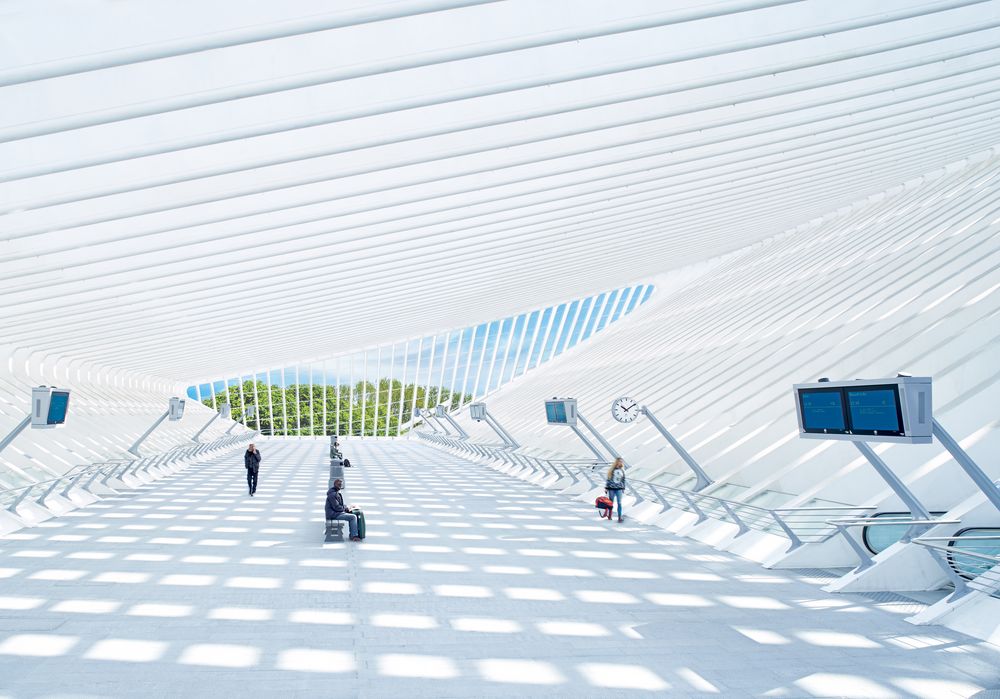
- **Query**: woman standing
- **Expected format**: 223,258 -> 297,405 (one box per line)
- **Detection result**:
244,443 -> 261,496
606,457 -> 626,523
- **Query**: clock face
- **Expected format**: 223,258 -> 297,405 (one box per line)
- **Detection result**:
611,396 -> 640,424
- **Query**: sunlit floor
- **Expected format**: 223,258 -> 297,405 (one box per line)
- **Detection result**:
0,439 -> 998,698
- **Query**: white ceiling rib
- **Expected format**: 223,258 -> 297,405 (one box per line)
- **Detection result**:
1,0 -> 998,380
0,1 -> 504,87
8,28 -> 1000,241
1,1 -> 806,144
4,89 -> 996,302
0,1 -> 986,187
8,52 -> 1000,278
6,16 -> 992,218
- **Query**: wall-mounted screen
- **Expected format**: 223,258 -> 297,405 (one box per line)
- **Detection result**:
793,377 -> 931,444
46,391 -> 70,424
469,403 -> 487,421
798,388 -> 846,433
845,385 -> 903,436
544,398 -> 577,426
31,386 -> 72,428
546,402 -> 567,423
168,397 -> 186,421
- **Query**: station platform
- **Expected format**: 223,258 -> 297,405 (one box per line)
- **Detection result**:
0,439 -> 997,697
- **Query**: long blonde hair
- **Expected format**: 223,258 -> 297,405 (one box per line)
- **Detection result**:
606,457 -> 625,480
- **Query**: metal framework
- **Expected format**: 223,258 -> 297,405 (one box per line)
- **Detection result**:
3,1 -> 999,380
419,430 -> 875,553
188,284 -> 651,436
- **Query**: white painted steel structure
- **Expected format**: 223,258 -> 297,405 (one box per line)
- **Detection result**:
469,155 -> 1000,506
4,0 -> 1000,379
0,440 -> 996,697
429,152 -> 1000,643
1,0 -> 1000,669
188,284 -> 652,436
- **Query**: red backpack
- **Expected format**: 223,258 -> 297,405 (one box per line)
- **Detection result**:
595,496 -> 613,520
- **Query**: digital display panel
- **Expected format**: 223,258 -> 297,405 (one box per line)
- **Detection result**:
169,397 -> 185,421
545,401 -> 568,424
799,388 -> 847,433
46,391 -> 69,424
846,385 -> 903,435
795,377 -> 930,443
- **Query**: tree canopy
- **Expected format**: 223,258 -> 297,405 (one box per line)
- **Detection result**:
202,379 -> 470,437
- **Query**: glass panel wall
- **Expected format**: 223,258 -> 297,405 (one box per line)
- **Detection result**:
187,283 -> 653,436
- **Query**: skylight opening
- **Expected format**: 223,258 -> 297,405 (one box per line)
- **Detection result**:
186,283 -> 653,437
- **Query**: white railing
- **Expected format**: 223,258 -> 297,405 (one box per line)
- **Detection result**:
0,431 -> 252,518
824,516 -> 963,572
421,432 -> 1000,603
416,431 -> 871,551
913,535 -> 1000,601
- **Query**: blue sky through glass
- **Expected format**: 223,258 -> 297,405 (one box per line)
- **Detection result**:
188,283 -> 653,403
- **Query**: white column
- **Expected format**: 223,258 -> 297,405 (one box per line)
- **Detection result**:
396,339 -> 410,434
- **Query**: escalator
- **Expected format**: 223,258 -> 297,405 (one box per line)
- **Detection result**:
946,527 -> 1000,584
861,511 -> 946,554
862,516 -> 1000,598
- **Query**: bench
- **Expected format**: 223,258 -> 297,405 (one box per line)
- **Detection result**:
325,519 -> 346,541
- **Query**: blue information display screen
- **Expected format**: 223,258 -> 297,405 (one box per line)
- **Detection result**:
799,388 -> 847,433
846,386 -> 903,435
46,391 -> 70,424
545,401 -> 568,424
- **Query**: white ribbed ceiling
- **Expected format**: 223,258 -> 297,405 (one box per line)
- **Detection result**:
1,0 -> 999,379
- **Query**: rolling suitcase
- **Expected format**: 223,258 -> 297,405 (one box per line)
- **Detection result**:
354,509 -> 366,539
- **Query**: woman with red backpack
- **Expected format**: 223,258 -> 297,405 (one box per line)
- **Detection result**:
605,457 -> 626,522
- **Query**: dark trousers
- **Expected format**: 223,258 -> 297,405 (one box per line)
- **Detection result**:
246,467 -> 258,494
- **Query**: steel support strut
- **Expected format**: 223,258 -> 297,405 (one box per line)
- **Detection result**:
932,419 -> 1000,513
570,425 -> 607,462
128,410 -> 170,457
641,407 -> 713,491
853,441 -> 932,526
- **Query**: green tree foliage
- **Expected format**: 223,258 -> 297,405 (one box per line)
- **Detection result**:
202,380 -> 470,437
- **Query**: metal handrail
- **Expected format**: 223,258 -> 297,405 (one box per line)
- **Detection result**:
923,543 -> 1000,563
773,506 -> 882,511
826,517 -> 961,525
913,535 -> 1000,601
623,473 -> 873,549
420,433 -> 575,474
423,434 -> 999,600
0,431 -> 251,516
1,465 -> 106,500
824,517 -> 963,572
417,432 -> 872,552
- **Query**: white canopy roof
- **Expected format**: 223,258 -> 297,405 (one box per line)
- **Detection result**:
2,0 -> 998,379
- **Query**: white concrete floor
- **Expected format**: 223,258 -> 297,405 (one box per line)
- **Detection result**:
0,439 -> 997,698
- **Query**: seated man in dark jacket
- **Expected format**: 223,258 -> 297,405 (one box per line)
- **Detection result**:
325,479 -> 360,541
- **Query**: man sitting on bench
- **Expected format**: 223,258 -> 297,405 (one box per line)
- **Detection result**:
325,478 -> 361,542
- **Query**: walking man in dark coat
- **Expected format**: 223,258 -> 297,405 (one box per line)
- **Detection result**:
244,443 -> 261,496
